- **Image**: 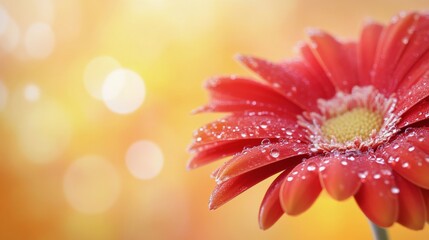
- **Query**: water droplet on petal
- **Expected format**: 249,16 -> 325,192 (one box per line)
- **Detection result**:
393,143 -> 399,149
358,171 -> 368,179
287,176 -> 294,182
402,162 -> 410,168
307,162 -> 317,171
261,138 -> 270,146
373,174 -> 381,179
408,146 -> 415,152
260,121 -> 268,129
341,160 -> 348,166
270,148 -> 280,158
391,187 -> 400,194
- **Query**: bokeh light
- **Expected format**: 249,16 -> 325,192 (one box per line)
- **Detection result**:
0,16 -> 20,53
24,22 -> 55,59
101,68 -> 146,114
0,6 -> 9,36
125,140 -> 164,180
23,83 -> 40,102
63,155 -> 121,214
84,56 -> 121,100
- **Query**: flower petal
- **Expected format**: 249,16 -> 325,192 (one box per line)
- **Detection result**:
236,55 -> 324,111
190,113 -> 306,150
357,20 -> 384,86
318,154 -> 361,201
398,98 -> 429,128
395,173 -> 426,230
372,12 -> 419,93
379,128 -> 429,189
421,189 -> 429,222
391,14 -> 429,92
196,76 -> 301,115
187,139 -> 263,169
259,170 -> 290,230
395,71 -> 429,116
307,29 -> 358,92
209,158 -> 300,210
354,159 -> 399,227
297,43 -> 336,98
215,142 -> 309,182
280,158 -> 322,215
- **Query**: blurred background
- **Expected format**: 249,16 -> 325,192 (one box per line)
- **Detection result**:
1,0 -> 429,239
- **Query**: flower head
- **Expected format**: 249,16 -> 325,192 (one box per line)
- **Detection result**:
189,11 -> 429,230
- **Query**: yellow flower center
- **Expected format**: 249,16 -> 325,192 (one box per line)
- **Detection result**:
321,108 -> 383,143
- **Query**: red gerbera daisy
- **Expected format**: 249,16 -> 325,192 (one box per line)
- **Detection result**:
188,11 -> 429,232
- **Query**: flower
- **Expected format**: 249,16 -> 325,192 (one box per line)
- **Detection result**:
188,11 -> 429,231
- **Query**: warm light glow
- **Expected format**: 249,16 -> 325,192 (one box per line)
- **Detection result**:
63,155 -> 121,214
84,56 -> 121,100
23,83 -> 41,102
102,68 -> 146,114
125,140 -> 164,180
0,79 -> 7,111
16,100 -> 72,164
0,6 -> 9,36
24,22 -> 55,59
0,17 -> 20,52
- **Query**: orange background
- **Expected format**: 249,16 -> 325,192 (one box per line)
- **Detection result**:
1,0 -> 429,239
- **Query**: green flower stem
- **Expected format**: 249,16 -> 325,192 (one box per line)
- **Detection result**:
369,221 -> 389,240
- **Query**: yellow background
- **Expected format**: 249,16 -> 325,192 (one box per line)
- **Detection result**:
1,0 -> 429,239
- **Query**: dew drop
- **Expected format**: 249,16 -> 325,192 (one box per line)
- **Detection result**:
391,187 -> 400,194
260,121 -> 268,129
402,162 -> 410,168
261,138 -> 270,146
408,146 -> 415,152
285,129 -> 293,136
341,160 -> 348,166
319,166 -> 326,172
287,176 -> 294,182
393,143 -> 399,149
373,174 -> 381,179
270,148 -> 280,158
358,171 -> 368,179
307,162 -> 317,171
240,132 -> 247,138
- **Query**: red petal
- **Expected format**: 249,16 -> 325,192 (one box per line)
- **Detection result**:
318,154 -> 362,201
298,43 -> 336,98
197,76 -> 301,115
307,29 -> 358,92
379,129 -> 429,189
395,174 -> 426,230
236,55 -> 323,111
391,14 -> 429,92
209,158 -> 300,210
372,12 -> 419,93
215,142 -> 308,182
358,20 -> 384,86
395,71 -> 429,116
187,139 -> 262,169
421,189 -> 429,222
280,158 -> 322,215
190,113 -> 306,150
398,98 -> 429,128
259,170 -> 290,230
354,160 -> 399,227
